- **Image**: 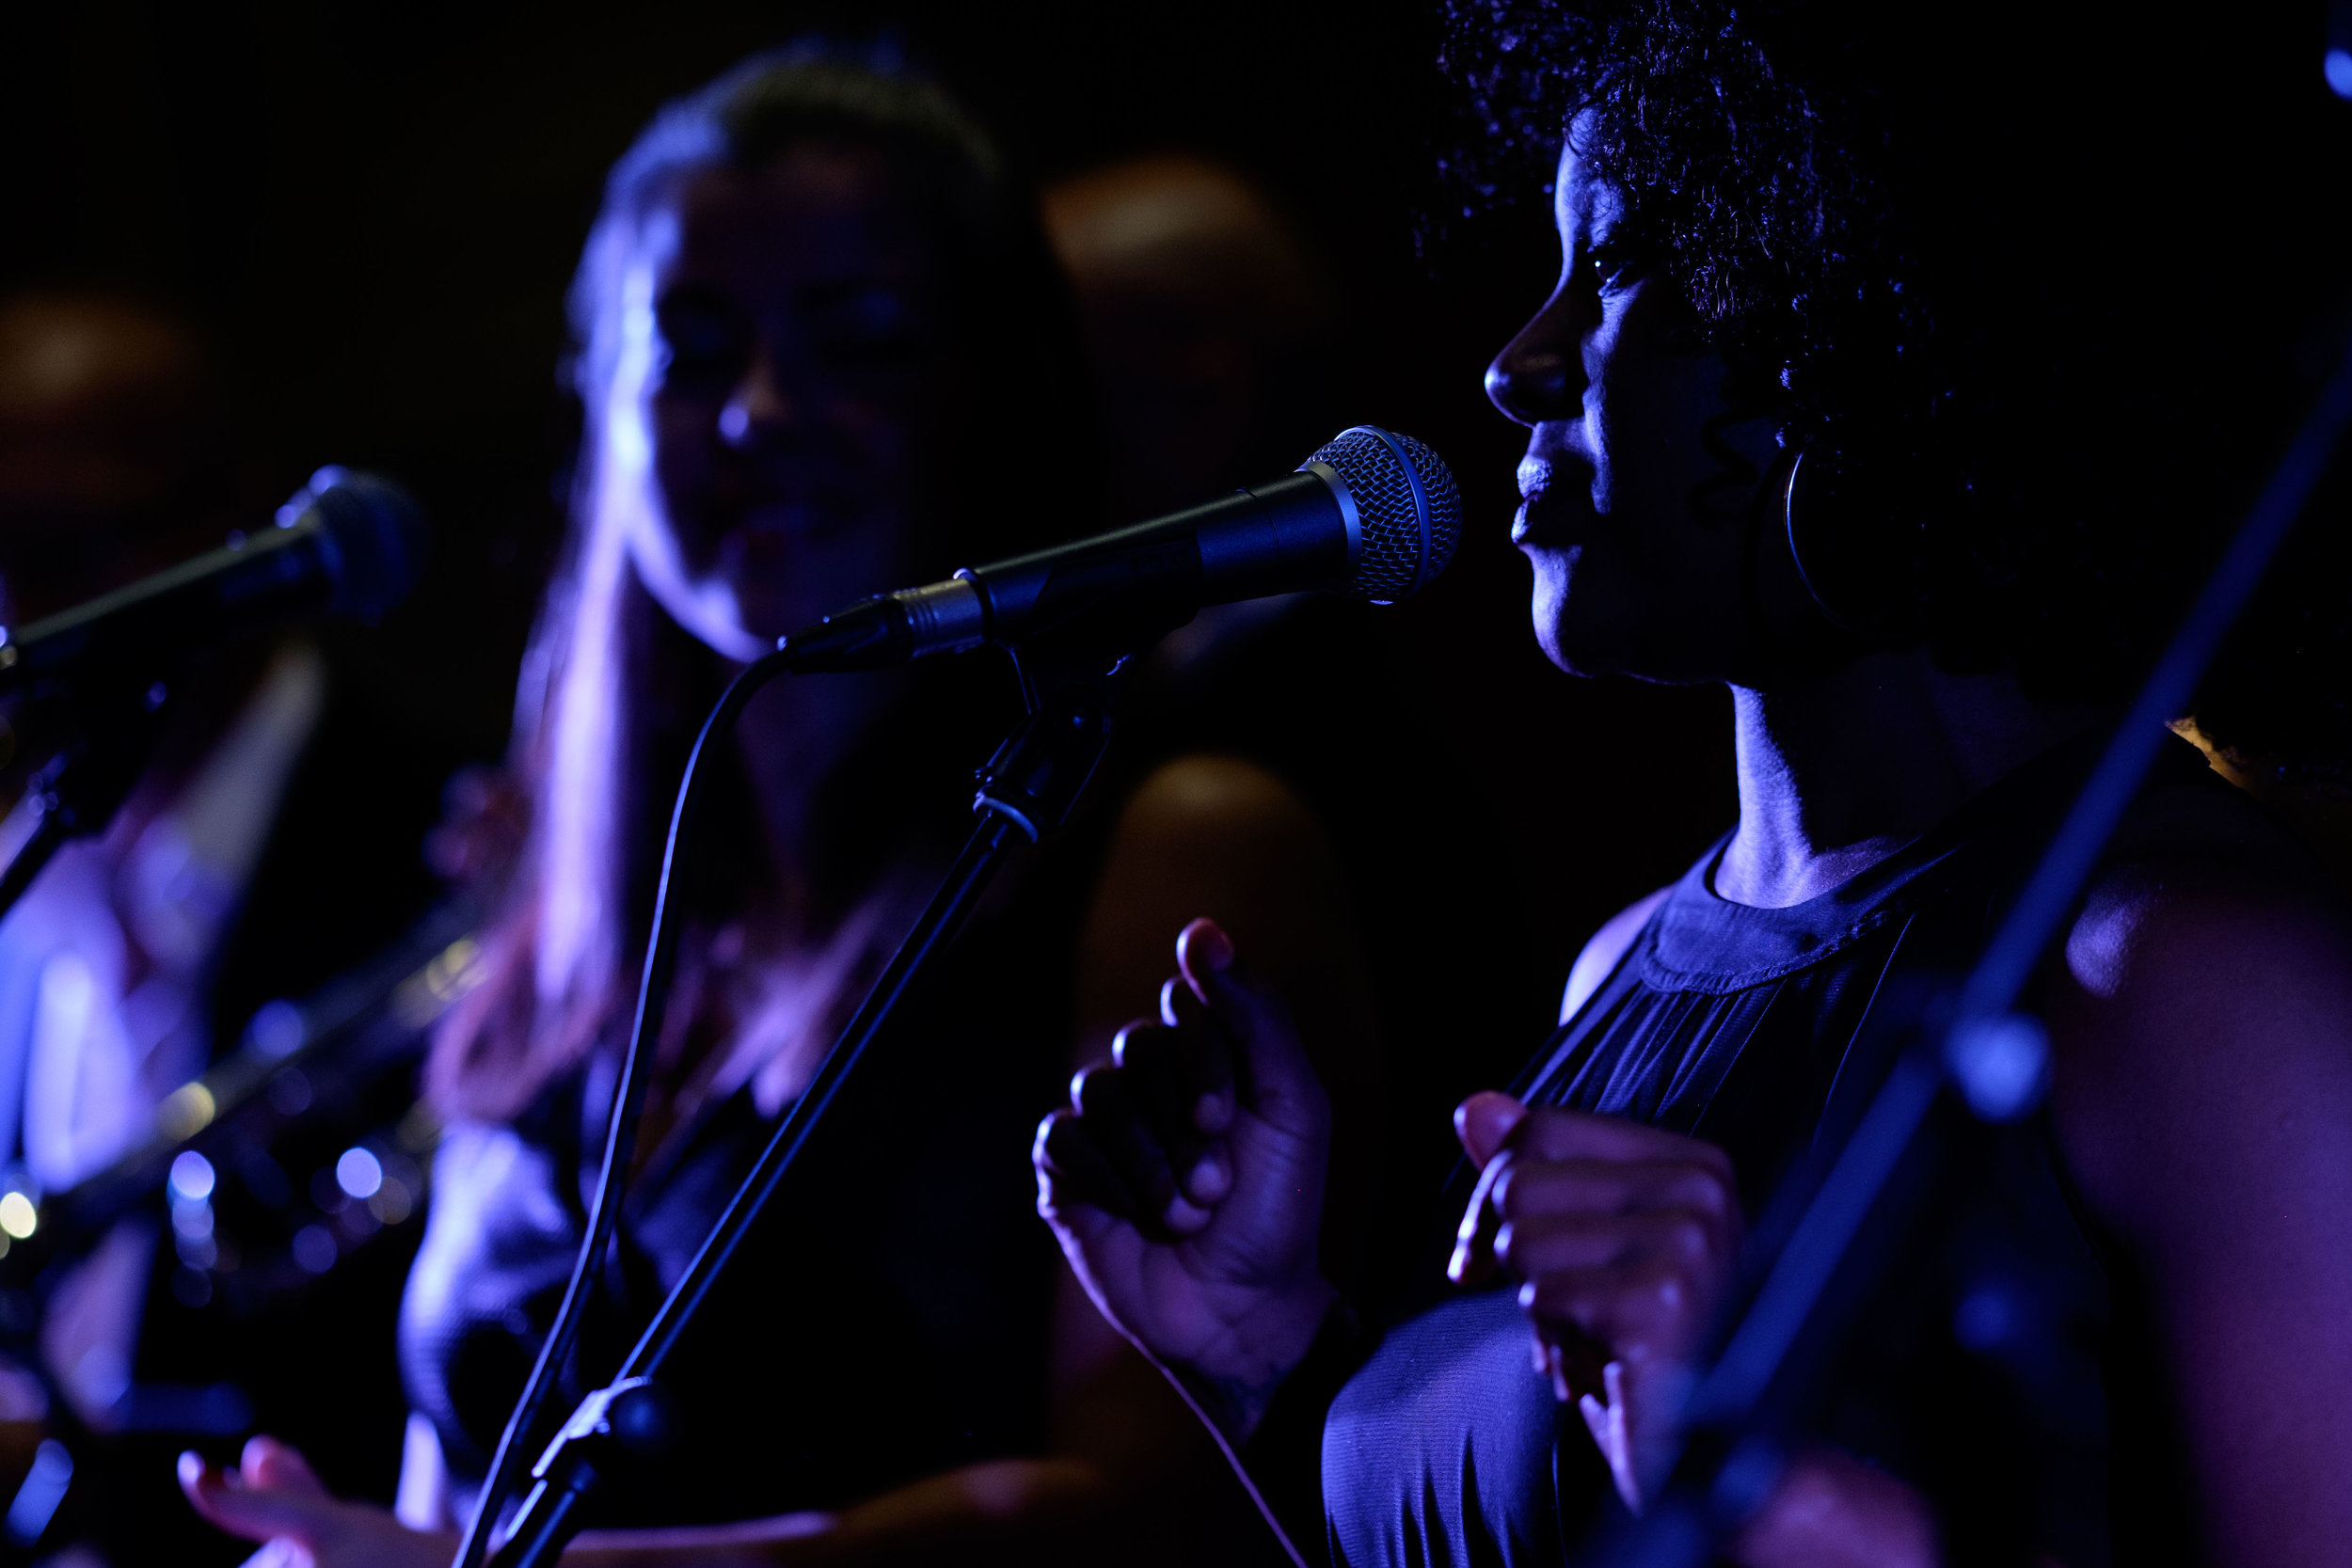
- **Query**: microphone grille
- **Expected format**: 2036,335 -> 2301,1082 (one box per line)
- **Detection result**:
293,467 -> 429,622
1304,426 -> 1462,604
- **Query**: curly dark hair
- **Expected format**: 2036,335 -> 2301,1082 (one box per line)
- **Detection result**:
1439,1 -> 2352,780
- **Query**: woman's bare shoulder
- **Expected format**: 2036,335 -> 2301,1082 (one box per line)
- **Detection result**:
1075,752 -> 1365,1062
1110,752 -> 1320,845
2052,768 -> 2352,1227
1560,886 -> 1674,1024
2044,774 -> 2352,1544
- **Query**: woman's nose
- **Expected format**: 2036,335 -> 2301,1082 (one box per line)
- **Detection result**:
719,341 -> 795,448
1485,298 -> 1583,427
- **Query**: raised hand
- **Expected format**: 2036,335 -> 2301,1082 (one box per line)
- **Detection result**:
1034,918 -> 1336,1442
178,1436 -> 453,1568
1450,1091 -> 1742,1512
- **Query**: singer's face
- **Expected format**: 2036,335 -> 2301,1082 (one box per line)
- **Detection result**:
633,147 -> 955,659
1486,139 -> 1778,685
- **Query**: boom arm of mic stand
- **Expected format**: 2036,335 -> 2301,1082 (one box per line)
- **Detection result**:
0,688 -> 171,925
484,685 -> 1115,1568
1590,341 -> 2352,1567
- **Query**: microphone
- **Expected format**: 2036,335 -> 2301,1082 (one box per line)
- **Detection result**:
780,425 -> 1461,671
0,467 -> 427,699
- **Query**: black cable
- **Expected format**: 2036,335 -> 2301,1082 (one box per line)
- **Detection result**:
478,686 -> 1115,1568
482,814 -> 1035,1568
620,811 -> 1020,1379
450,645 -> 794,1568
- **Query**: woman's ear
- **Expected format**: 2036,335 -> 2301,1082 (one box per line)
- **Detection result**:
1750,437 -> 1923,667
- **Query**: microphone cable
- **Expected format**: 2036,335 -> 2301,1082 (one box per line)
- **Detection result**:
450,646 -> 792,1568
450,423 -> 1460,1565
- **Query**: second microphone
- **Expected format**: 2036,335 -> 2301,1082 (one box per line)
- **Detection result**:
779,425 -> 1461,673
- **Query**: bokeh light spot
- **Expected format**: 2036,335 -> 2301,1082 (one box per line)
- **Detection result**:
335,1147 -> 383,1201
292,1224 -> 337,1274
168,1149 -> 216,1204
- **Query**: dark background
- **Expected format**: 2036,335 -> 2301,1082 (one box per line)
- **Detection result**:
0,0 -> 1730,1518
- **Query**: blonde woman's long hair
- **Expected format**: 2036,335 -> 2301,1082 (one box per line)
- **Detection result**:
428,41 -> 1093,1123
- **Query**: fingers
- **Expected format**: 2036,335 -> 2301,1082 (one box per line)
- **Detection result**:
1517,1252 -> 1710,1364
1034,1068 -> 1224,1238
243,1435 -> 329,1498
1536,1321 -> 1617,1405
1154,981 -> 1236,1132
179,1449 -> 338,1546
1038,919 -> 1318,1253
1072,1066 -> 1184,1221
1508,1106 -> 1738,1180
1448,1093 -> 1536,1285
1454,1090 -> 1529,1167
1495,1156 -> 1739,1233
1579,1360 -> 1645,1512
1451,1145 -> 1731,1287
1456,1096 -> 1737,1177
1034,1108 -> 1137,1221
241,1540 -> 314,1568
1118,1015 -> 1232,1144
1174,918 -> 1325,1132
1447,1106 -> 1742,1398
1496,1207 -> 1722,1281
1447,1148 -> 1511,1286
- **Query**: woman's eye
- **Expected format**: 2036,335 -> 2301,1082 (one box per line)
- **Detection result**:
1584,246 -> 1636,294
655,295 -> 751,389
806,286 -> 928,369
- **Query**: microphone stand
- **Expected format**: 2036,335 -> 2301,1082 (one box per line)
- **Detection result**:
473,652 -> 1130,1568
0,678 -> 199,1559
0,680 -> 171,923
1586,338 -> 2352,1565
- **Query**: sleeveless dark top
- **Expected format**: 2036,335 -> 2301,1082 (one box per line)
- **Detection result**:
1323,736 -> 2218,1568
396,910 -> 1068,1528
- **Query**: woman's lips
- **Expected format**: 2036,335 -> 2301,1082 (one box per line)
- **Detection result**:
1512,466 -> 1587,547
1515,491 -> 1590,552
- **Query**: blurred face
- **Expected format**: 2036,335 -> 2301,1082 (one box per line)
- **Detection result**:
630,146 -> 952,659
1486,136 -> 1778,685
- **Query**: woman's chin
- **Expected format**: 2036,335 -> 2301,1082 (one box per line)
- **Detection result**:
1538,638 -> 1628,681
666,595 -> 775,664
1534,578 -> 1733,685
1533,590 -> 1634,679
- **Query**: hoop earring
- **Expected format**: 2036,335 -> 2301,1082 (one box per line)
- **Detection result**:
1782,441 -> 1862,633
1779,439 -> 1919,645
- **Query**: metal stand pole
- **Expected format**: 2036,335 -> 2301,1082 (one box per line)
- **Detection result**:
1590,334 -> 2352,1565
484,686 -> 1115,1568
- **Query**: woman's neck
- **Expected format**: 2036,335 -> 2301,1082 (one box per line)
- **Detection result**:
1715,647 -> 2103,909
727,670 -> 892,932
